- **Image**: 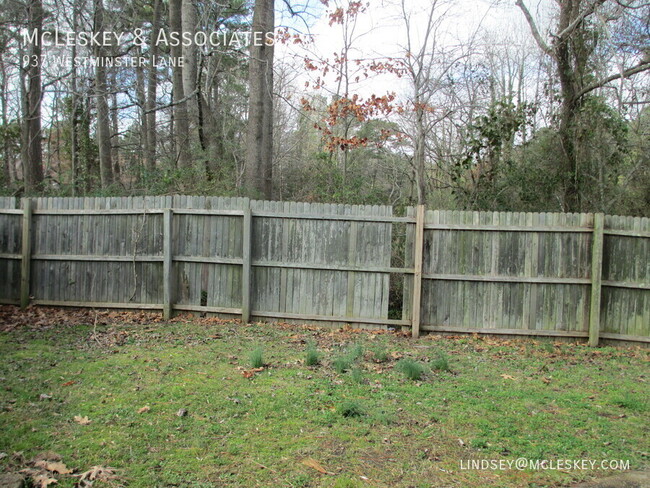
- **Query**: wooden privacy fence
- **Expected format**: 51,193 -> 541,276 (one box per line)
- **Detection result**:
0,196 -> 648,345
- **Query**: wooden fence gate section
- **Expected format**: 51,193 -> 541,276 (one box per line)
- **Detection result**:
0,197 -> 648,345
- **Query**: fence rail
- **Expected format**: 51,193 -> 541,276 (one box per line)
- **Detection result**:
0,196 -> 648,345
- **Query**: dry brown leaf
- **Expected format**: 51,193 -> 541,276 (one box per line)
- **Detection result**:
77,466 -> 119,482
32,451 -> 62,463
35,460 -> 73,474
73,415 -> 91,425
33,475 -> 58,488
541,377 -> 552,384
301,457 -> 329,474
241,367 -> 264,379
500,374 -> 516,381
61,380 -> 76,387
137,406 -> 150,414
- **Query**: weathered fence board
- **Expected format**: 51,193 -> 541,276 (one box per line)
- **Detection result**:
0,197 -> 648,344
0,197 -> 20,304
420,211 -> 597,337
601,215 -> 650,339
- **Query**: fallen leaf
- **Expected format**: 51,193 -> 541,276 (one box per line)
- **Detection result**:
500,374 -> 516,381
73,415 -> 91,425
39,393 -> 53,401
33,475 -> 58,488
458,438 -> 465,447
35,460 -> 73,475
241,367 -> 264,379
61,381 -> 76,387
31,451 -> 62,463
541,377 -> 551,384
301,457 -> 329,474
137,406 -> 150,414
176,408 -> 188,417
76,466 -> 119,482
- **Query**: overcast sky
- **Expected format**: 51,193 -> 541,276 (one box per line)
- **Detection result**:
275,0 -> 548,100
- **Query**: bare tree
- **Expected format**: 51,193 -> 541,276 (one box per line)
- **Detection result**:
23,0 -> 45,191
516,0 -> 650,211
244,0 -> 274,198
93,0 -> 114,187
169,0 -> 191,168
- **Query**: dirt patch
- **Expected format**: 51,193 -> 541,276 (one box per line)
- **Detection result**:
569,471 -> 650,488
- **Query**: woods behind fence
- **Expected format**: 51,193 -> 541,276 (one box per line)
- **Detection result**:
0,196 -> 648,345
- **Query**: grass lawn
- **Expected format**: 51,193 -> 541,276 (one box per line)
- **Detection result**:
0,307 -> 648,487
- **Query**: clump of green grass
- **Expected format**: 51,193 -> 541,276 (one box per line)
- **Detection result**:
348,343 -> 363,360
305,341 -> 320,366
338,400 -> 365,418
333,355 -> 352,373
612,392 -> 647,412
249,347 -> 264,368
540,341 -> 555,354
370,346 -> 388,363
430,351 -> 450,372
397,358 -> 426,381
350,367 -> 364,383
332,343 -> 364,373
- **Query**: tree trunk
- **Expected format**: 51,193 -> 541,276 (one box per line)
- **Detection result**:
144,0 -> 161,172
169,0 -> 191,168
24,0 -> 45,192
94,0 -> 114,188
70,0 -> 80,194
244,0 -> 274,199
135,45 -> 147,184
555,0 -> 581,211
0,53 -> 11,185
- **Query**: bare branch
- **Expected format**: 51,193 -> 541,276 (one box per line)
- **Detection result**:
555,0 -> 607,40
515,0 -> 553,57
576,60 -> 650,99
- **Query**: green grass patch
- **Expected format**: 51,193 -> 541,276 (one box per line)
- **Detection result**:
249,346 -> 264,368
0,314 -> 648,487
396,358 -> 426,380
430,350 -> 450,372
338,400 -> 365,418
305,341 -> 320,366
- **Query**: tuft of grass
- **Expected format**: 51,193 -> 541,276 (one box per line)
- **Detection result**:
305,342 -> 320,366
397,358 -> 426,381
348,343 -> 364,361
338,400 -> 365,418
430,351 -> 450,372
333,355 -> 352,374
350,367 -> 364,384
249,347 -> 264,368
612,392 -> 647,412
371,346 -> 388,363
333,476 -> 363,488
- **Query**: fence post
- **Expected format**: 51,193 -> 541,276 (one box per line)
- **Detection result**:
589,213 -> 604,347
411,205 -> 425,338
241,198 -> 252,324
20,198 -> 32,309
163,208 -> 173,320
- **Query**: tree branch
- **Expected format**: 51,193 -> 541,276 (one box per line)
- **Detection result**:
515,0 -> 553,57
576,60 -> 650,99
555,0 -> 607,40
